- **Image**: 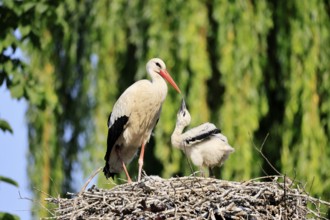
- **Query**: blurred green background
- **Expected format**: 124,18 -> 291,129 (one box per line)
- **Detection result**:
1,0 -> 330,218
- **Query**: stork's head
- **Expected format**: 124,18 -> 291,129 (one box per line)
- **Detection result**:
146,58 -> 181,93
176,99 -> 191,127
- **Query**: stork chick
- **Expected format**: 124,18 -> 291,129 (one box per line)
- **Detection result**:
171,99 -> 234,177
104,58 -> 181,183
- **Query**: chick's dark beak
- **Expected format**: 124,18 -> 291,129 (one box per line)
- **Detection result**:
180,99 -> 187,113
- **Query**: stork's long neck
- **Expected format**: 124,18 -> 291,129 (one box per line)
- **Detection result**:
149,69 -> 168,101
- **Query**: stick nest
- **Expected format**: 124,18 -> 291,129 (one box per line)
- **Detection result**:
46,175 -> 329,219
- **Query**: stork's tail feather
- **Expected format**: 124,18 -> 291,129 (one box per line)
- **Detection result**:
104,115 -> 129,179
103,163 -> 117,179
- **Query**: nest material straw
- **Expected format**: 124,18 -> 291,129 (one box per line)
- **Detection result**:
46,175 -> 329,219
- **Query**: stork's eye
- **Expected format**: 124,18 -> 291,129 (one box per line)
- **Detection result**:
156,62 -> 161,68
183,111 -> 186,117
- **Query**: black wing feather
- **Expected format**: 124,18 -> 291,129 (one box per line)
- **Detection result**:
103,115 -> 129,179
185,128 -> 220,145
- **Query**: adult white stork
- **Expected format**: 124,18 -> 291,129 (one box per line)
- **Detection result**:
104,58 -> 181,183
171,99 -> 234,177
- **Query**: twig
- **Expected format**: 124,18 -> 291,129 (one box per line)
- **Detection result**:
18,191 -> 34,202
250,133 -> 281,175
79,166 -> 103,196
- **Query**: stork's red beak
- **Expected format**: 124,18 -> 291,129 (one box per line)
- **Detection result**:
159,69 -> 181,94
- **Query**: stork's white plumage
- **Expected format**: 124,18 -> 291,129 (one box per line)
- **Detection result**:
104,58 -> 181,182
171,100 -> 234,176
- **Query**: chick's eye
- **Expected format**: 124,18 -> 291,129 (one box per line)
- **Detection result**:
183,111 -> 186,117
156,62 -> 161,68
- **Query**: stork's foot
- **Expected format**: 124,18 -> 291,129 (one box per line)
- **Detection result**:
138,169 -> 147,182
115,147 -> 132,183
120,160 -> 132,183
137,162 -> 143,182
126,176 -> 132,183
138,142 -> 146,182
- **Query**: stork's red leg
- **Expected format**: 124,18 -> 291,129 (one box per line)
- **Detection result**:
138,142 -> 146,181
121,160 -> 132,183
116,147 -> 132,183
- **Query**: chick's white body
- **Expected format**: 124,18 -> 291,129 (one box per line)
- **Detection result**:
171,101 -> 234,170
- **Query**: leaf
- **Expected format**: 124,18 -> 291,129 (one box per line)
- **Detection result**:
19,25 -> 31,37
22,2 -> 35,12
25,87 -> 43,106
36,3 -> 48,14
0,119 -> 13,134
0,212 -> 20,220
0,73 -> 5,86
0,176 -> 19,187
9,84 -> 24,99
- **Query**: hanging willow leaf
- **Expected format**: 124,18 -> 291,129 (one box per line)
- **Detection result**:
0,119 -> 13,134
0,176 -> 19,187
0,212 -> 20,220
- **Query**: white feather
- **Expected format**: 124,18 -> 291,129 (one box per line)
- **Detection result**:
171,101 -> 234,169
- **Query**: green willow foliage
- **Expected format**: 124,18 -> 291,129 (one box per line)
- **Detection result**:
278,0 -> 330,196
2,0 -> 330,218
